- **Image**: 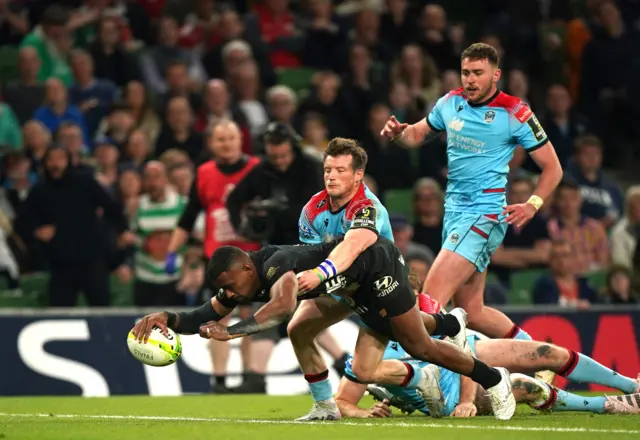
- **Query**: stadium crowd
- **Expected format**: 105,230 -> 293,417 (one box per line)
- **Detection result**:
0,0 -> 639,310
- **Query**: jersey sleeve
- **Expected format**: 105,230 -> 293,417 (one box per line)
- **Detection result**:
426,95 -> 447,132
349,206 -> 380,236
511,105 -> 548,152
298,209 -> 323,244
261,250 -> 297,291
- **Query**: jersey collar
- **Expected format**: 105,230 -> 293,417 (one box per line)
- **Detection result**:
467,89 -> 501,107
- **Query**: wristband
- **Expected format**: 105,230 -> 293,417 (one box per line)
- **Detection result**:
390,130 -> 405,143
527,195 -> 544,211
313,268 -> 326,282
317,259 -> 337,280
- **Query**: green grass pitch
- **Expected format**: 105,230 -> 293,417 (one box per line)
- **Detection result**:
0,394 -> 638,440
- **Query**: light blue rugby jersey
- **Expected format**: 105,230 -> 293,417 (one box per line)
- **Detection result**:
427,88 -> 549,214
298,183 -> 393,244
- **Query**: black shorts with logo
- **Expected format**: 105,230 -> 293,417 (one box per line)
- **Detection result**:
338,237 -> 417,339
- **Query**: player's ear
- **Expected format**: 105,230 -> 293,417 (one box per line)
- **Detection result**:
493,68 -> 501,84
355,168 -> 364,182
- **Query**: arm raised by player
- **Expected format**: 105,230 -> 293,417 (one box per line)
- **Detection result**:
200,271 -> 299,341
380,116 -> 440,148
335,378 -> 392,418
131,297 -> 234,343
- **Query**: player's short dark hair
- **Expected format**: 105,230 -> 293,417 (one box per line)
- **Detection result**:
574,134 -> 603,153
207,246 -> 246,282
324,138 -> 368,171
461,43 -> 500,67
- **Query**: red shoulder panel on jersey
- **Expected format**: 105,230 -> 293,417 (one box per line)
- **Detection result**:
302,189 -> 330,224
345,184 -> 375,220
446,87 -> 466,100
487,91 -> 522,111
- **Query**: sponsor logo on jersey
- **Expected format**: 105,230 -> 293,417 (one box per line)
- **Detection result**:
324,275 -> 347,294
450,232 -> 460,244
299,220 -> 314,239
374,276 -> 399,297
448,117 -> 465,132
457,104 -> 464,112
527,114 -> 547,141
316,199 -> 327,209
266,267 -> 278,280
484,110 -> 496,123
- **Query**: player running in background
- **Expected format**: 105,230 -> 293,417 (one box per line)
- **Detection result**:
380,43 -> 563,343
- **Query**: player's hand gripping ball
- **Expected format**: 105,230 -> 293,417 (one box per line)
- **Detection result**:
127,325 -> 182,367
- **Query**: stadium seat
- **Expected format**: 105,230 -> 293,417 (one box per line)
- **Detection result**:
277,67 -> 318,95
384,188 -> 414,221
0,46 -> 20,83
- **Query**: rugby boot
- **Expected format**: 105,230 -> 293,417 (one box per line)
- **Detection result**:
604,393 -> 640,414
448,308 -> 470,353
415,364 -> 445,418
486,367 -> 517,420
295,399 -> 341,421
367,384 -> 417,414
534,370 -> 557,386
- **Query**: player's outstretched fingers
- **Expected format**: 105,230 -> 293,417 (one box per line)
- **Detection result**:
369,400 -> 392,418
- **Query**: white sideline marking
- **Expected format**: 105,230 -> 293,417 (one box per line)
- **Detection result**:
0,412 -> 638,434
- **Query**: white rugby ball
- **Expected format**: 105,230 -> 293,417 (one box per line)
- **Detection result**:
127,326 -> 182,367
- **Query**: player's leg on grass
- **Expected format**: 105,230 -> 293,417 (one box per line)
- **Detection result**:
388,303 -> 516,420
476,339 -> 640,393
287,297 -> 352,421
316,330 -> 351,377
426,250 -> 530,340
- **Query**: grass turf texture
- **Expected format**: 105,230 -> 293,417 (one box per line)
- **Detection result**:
0,394 -> 638,440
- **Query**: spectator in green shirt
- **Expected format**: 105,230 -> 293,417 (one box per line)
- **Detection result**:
0,101 -> 23,151
19,5 -> 73,86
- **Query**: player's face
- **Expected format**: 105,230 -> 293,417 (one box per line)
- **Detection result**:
324,154 -> 364,198
461,58 -> 500,103
214,263 -> 258,303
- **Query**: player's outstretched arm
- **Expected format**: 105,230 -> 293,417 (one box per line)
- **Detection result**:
211,271 -> 299,340
335,378 -> 391,418
380,116 -> 437,149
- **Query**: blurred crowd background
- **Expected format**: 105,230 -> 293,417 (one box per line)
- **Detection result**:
1,0 -> 640,310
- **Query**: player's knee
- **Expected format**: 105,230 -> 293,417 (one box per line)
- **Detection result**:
350,364 -> 376,384
287,319 -> 311,346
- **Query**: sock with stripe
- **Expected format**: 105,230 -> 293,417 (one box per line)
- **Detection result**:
535,384 -> 606,414
504,324 -> 533,341
401,362 -> 425,388
430,313 -> 461,337
304,370 -> 333,402
559,351 -> 638,393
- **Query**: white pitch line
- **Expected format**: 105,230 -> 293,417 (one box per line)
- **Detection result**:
0,412 -> 638,435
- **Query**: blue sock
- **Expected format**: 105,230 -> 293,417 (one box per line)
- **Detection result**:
513,328 -> 533,341
550,388 -> 606,414
305,370 -> 333,402
561,351 -> 638,393
403,362 -> 425,388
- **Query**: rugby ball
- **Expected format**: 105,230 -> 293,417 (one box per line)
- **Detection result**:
127,326 -> 182,367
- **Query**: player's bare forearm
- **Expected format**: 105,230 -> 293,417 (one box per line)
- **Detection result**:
457,374 -> 477,405
166,298 -> 233,334
326,228 -> 377,274
227,272 -> 298,338
167,227 -> 189,254
335,379 -> 369,418
394,119 -> 438,149
336,399 -> 371,418
529,142 -> 563,204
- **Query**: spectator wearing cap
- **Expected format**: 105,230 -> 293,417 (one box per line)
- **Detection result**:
566,135 -> 624,231
21,145 -> 135,306
34,78 -> 89,145
19,5 -> 73,86
547,179 -> 609,275
411,177 -> 444,255
95,101 -> 136,151
390,213 -> 435,264
3,47 -> 46,125
491,176 -> 551,288
0,98 -> 22,152
68,49 -> 118,138
227,122 -> 324,246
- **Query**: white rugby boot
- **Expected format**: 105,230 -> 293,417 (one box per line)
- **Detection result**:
295,399 -> 341,421
486,367 -> 517,420
604,393 -> 640,414
415,364 -> 445,418
448,308 -> 470,353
